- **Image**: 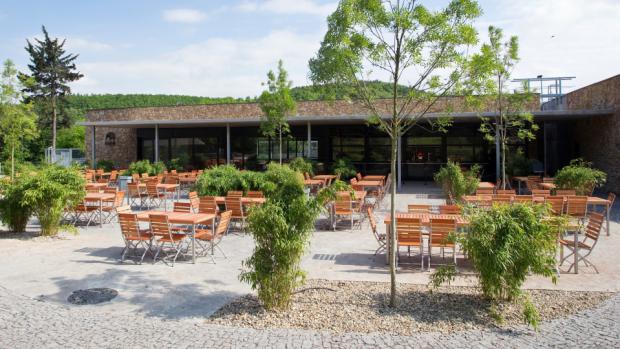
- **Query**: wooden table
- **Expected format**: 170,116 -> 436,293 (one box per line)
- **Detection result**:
84,193 -> 116,227
477,182 -> 495,189
313,175 -> 337,186
512,176 -> 528,194
362,175 -> 386,184
383,212 -> 468,264
138,183 -> 180,210
355,180 -> 383,191
135,211 -> 216,264
214,197 -> 266,206
538,182 -> 556,190
304,179 -> 325,186
86,183 -> 108,190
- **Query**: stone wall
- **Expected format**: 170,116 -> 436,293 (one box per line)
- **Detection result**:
85,127 -> 137,169
568,75 -> 620,194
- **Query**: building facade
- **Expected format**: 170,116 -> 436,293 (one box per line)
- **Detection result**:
83,75 -> 619,192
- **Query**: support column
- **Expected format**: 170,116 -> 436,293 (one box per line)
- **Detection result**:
226,124 -> 231,165
543,122 -> 547,176
397,135 -> 402,191
307,121 -> 311,158
495,126 -> 501,183
91,126 -> 96,167
154,124 -> 159,163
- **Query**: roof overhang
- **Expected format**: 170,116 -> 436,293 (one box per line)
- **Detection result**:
79,108 -> 615,128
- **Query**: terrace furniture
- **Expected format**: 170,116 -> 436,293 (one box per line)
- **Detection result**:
429,218 -> 458,268
559,212 -> 604,274
555,189 -> 577,196
514,195 -> 534,203
173,202 -> 193,213
145,183 -> 166,209
119,212 -> 153,264
100,191 -> 126,223
82,192 -> 117,227
149,214 -> 189,266
545,196 -> 566,216
108,171 -> 118,187
227,191 -> 243,198
476,188 -> 494,195
439,205 -> 461,215
225,196 -> 246,233
604,193 -> 616,236
477,182 -> 495,190
333,192 -> 361,230
538,182 -> 556,190
366,207 -> 386,255
189,191 -> 200,212
532,189 -> 551,197
566,196 -> 589,224
313,174 -> 337,186
407,204 -> 431,214
492,195 -> 513,205
127,183 -> 146,209
72,201 -> 99,226
396,216 -> 425,269
355,173 -> 363,181
496,189 -> 516,195
199,196 -> 219,215
131,173 -> 141,184
194,210 -> 232,260
247,191 -> 264,198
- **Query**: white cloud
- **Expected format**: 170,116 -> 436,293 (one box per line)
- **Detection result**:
71,30 -> 323,97
162,8 -> 208,23
27,34 -> 112,52
236,0 -> 337,16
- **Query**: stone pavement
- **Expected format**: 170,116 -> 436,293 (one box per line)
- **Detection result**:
1,284 -> 619,348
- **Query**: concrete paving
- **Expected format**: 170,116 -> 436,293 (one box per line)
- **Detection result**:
0,182 -> 619,342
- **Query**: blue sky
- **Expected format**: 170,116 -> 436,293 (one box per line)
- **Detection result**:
1,0 -> 618,97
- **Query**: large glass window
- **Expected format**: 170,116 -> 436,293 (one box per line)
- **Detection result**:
405,137 -> 442,163
367,137 -> 391,162
332,136 -> 364,161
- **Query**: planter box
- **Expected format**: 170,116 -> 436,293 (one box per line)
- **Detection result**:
118,176 -> 132,192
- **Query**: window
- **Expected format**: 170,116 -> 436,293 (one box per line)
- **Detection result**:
367,137 -> 390,162
332,136 -> 364,161
405,137 -> 442,163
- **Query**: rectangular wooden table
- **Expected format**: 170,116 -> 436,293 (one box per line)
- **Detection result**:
135,211 -> 216,263
86,183 -> 109,190
84,193 -> 116,227
355,180 -> 383,191
214,197 -> 266,206
362,175 -> 386,185
477,182 -> 495,189
304,179 -> 325,187
313,175 -> 337,186
538,182 -> 556,190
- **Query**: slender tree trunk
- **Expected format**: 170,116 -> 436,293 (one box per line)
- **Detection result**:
279,128 -> 283,165
502,139 -> 507,190
11,145 -> 15,180
389,127 -> 398,307
51,95 -> 57,163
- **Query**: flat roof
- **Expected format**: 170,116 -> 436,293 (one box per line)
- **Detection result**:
79,109 -> 615,128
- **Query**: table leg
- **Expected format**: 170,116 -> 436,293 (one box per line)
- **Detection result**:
192,224 -> 196,264
99,200 -> 103,228
607,203 -> 610,236
574,228 -> 578,274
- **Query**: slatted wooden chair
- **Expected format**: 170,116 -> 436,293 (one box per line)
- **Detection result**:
188,191 -> 200,212
559,212 -> 604,273
334,192 -> 361,230
173,202 -> 192,213
227,191 -> 243,198
366,207 -> 386,255
476,188 -> 494,196
555,189 -> 577,196
145,182 -> 165,208
566,196 -> 589,223
119,212 -> 153,264
101,191 -> 126,223
355,173 -> 363,181
247,191 -> 264,198
514,195 -> 534,204
407,204 -> 431,214
532,189 -> 551,197
108,171 -> 118,187
195,210 -> 232,260
150,214 -> 188,266
396,216 -> 425,269
225,196 -> 246,233
199,196 -> 219,215
439,205 -> 461,215
131,173 -> 141,184
429,218 -> 458,268
496,189 -> 516,195
545,196 -> 565,216
127,183 -> 145,209
492,195 -> 513,205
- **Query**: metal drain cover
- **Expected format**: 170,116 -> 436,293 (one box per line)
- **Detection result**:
67,288 -> 118,305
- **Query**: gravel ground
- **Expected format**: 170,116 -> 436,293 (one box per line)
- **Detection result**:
207,279 -> 613,335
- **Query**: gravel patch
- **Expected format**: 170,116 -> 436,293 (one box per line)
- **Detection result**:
207,279 -> 613,335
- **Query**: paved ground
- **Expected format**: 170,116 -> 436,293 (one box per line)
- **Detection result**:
1,182 -> 619,347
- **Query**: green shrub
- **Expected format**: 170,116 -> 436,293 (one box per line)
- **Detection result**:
240,163 -> 320,310
123,160 -> 166,176
166,158 -> 185,171
554,158 -> 606,195
332,157 -> 357,179
316,179 -> 355,206
95,160 -> 115,171
0,177 -> 32,232
430,203 -> 560,328
288,157 -> 314,176
20,165 -> 86,236
151,161 -> 166,175
434,161 -> 480,204
195,165 -> 264,196
505,148 -> 532,177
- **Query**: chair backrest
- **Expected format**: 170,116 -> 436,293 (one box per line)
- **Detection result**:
97,178 -> 108,184
555,189 -> 576,196
356,173 -> 363,181
334,192 -> 352,212
86,187 -> 100,193
566,196 -> 588,218
514,195 -> 534,203
85,172 -> 93,182
584,212 -> 604,243
119,212 -> 142,239
114,191 -> 125,207
215,210 -> 232,237
146,183 -> 159,196
407,204 -> 431,214
127,183 -> 141,197
439,205 -> 461,215
525,180 -> 539,191
366,207 -> 377,234
189,191 -> 200,211
429,218 -> 456,246
96,169 -> 104,176
476,188 -> 494,196
528,175 -> 542,182
165,175 -> 178,184
132,173 -> 140,183
350,178 -> 358,185
116,205 -> 131,213
532,189 -> 551,197
173,201 -> 192,213
171,169 -> 177,174
545,196 -> 565,216
104,187 -> 117,194
247,191 -> 264,198
496,189 -> 516,195
227,191 -> 243,198
149,214 -> 172,238
225,196 -> 244,216
396,216 -> 423,245
303,172 -> 311,180
542,177 -> 555,183
608,192 -> 617,211
109,171 -> 118,181
199,196 -> 219,214
475,196 -> 493,209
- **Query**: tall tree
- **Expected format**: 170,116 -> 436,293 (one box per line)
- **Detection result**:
309,0 -> 481,306
20,26 -> 82,161
0,60 -> 38,179
466,26 -> 537,187
259,60 -> 296,164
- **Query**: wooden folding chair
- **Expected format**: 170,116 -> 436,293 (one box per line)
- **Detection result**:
334,192 -> 361,230
407,204 -> 431,214
366,207 -> 385,255
396,216 -> 424,269
555,189 -> 577,196
429,218 -> 458,268
559,212 -> 604,273
476,188 -> 494,196
119,212 -> 153,264
247,191 -> 264,198
199,196 -> 219,215
150,214 -> 188,266
195,210 -> 232,260
225,196 -> 246,233
227,191 -> 243,198
439,205 -> 461,215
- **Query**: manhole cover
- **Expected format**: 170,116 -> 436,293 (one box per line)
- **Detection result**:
67,288 -> 118,305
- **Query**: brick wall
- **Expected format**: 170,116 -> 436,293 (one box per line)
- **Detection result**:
568,75 -> 620,194
85,127 -> 137,169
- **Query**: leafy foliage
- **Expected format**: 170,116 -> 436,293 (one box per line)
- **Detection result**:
0,176 -> 33,232
56,125 -> 85,150
434,161 -> 480,204
20,165 -> 85,236
123,160 -> 165,176
95,159 -> 115,171
331,157 -> 357,180
288,157 -> 314,176
554,158 -> 606,195
316,179 -> 355,206
240,164 -> 320,310
505,148 -> 532,177
195,165 -> 264,196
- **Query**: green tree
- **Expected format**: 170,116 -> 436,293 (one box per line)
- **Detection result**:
0,59 -> 39,179
466,26 -> 537,186
19,26 -> 83,162
309,0 -> 482,306
258,60 -> 296,164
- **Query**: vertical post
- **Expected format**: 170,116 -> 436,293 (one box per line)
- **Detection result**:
226,124 -> 231,165
495,126 -> 501,183
154,124 -> 159,163
91,126 -> 96,168
397,135 -> 402,191
543,122 -> 547,176
307,121 -> 311,158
